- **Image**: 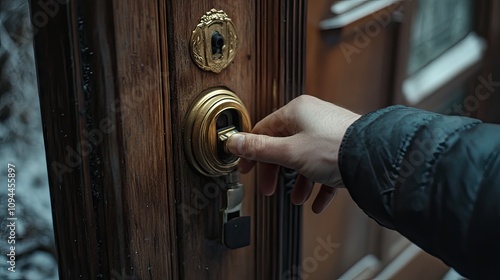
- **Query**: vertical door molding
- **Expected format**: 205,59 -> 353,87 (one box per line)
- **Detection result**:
32,0 -> 177,278
256,0 -> 306,278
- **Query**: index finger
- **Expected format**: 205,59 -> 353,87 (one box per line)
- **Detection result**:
252,106 -> 294,137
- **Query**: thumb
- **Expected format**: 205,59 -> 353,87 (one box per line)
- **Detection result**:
226,132 -> 296,167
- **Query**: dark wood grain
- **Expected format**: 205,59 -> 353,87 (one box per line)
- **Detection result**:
165,1 -> 256,279
255,0 -> 305,279
34,0 -> 305,279
32,0 -> 175,278
31,1 -> 97,277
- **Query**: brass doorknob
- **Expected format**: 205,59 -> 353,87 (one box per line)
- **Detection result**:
184,88 -> 251,177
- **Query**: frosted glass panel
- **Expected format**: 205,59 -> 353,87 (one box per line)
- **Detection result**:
408,0 -> 473,75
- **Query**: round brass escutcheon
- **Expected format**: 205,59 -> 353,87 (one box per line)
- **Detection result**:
184,88 -> 251,177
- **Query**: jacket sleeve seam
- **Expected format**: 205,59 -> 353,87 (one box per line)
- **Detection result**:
339,105 -> 406,172
389,114 -> 440,183
418,122 -> 482,188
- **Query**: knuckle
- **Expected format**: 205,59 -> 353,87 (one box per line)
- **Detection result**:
289,152 -> 306,172
279,139 -> 302,169
291,94 -> 315,106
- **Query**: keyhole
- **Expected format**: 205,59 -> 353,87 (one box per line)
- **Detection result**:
212,31 -> 224,56
216,111 -> 229,129
216,110 -> 238,163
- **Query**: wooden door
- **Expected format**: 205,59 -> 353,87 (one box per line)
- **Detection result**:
32,0 -> 304,279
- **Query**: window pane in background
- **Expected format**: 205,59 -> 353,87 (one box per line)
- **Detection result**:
408,0 -> 473,75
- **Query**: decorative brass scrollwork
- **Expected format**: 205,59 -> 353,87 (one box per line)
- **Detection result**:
190,9 -> 238,73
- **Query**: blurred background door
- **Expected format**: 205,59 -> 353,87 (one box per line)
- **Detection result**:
302,0 -> 500,279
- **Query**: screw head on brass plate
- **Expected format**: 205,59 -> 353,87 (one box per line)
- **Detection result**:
190,9 -> 238,73
184,88 -> 251,177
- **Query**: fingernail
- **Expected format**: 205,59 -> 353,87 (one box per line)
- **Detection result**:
227,133 -> 245,156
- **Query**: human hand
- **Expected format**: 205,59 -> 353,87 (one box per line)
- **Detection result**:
226,95 -> 360,213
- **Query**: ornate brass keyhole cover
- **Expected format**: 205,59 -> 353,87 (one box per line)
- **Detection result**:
190,9 -> 238,73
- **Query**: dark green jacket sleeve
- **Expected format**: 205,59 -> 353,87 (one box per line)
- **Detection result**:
339,105 -> 500,279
